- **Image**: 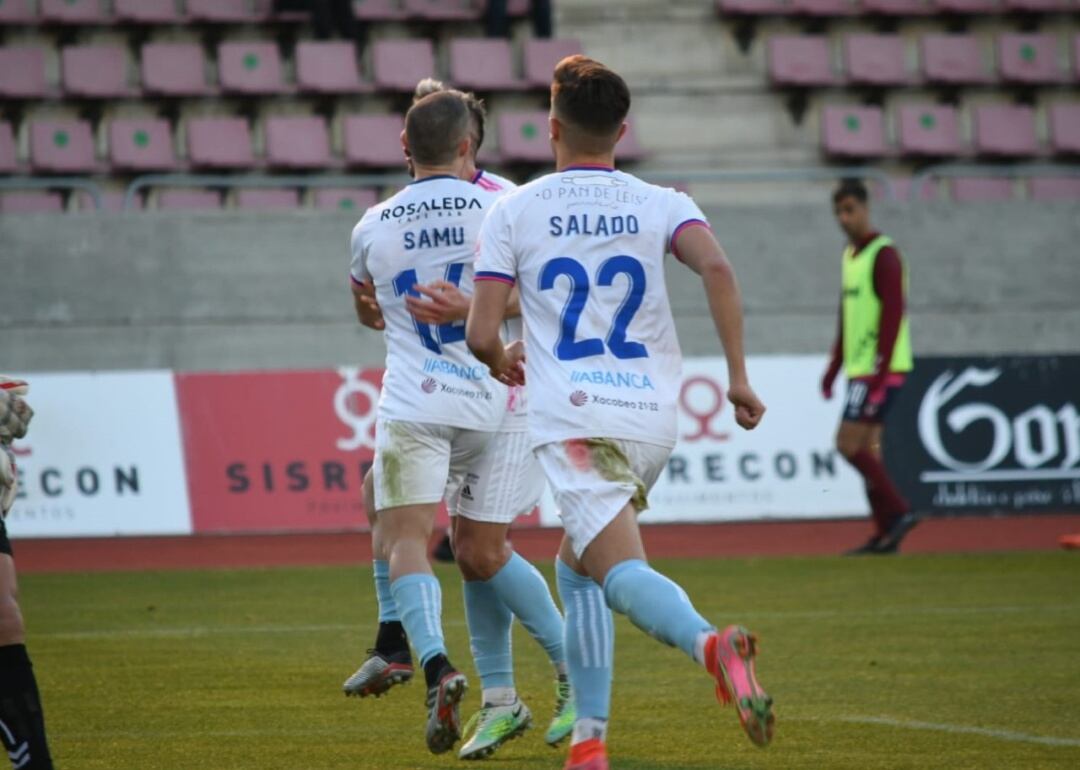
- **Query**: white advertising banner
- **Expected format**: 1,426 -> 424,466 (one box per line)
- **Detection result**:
539,355 -> 867,526
5,371 -> 192,537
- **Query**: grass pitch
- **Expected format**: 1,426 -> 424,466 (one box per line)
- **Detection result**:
20,552 -> 1080,769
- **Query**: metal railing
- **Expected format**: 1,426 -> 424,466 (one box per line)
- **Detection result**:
0,177 -> 103,210
122,173 -> 412,210
911,163 -> 1080,201
637,166 -> 899,200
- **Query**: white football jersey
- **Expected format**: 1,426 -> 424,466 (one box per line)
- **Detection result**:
475,166 -> 710,449
351,175 -> 506,431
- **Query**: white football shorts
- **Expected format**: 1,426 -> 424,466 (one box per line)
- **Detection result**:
453,429 -> 545,524
535,438 -> 671,559
372,418 -> 494,512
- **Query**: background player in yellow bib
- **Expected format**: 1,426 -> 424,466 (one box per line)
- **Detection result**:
821,179 -> 918,556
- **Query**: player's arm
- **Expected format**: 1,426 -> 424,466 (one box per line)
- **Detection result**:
0,378 -> 32,517
405,283 -> 520,325
466,280 -> 525,386
351,279 -> 385,331
866,246 -> 904,407
822,296 -> 843,400
674,225 -> 765,430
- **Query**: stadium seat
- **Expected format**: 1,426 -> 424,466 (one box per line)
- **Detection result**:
920,34 -> 992,85
0,46 -> 49,98
343,114 -> 406,167
352,0 -> 410,20
821,105 -> 887,157
371,39 -> 436,92
314,188 -> 379,212
524,39 -> 584,87
187,0 -> 262,22
30,120 -> 97,173
108,119 -> 177,172
186,117 -> 255,169
404,0 -> 483,19
157,189 -> 223,210
0,121 -> 17,172
790,0 -> 858,15
114,0 -> 183,23
1027,177 -> 1080,200
1003,0 -> 1071,9
1048,103 -> 1080,154
0,192 -> 64,214
61,45 -> 132,98
951,177 -> 1014,202
295,41 -> 369,93
498,111 -> 552,162
0,0 -> 35,23
236,189 -> 301,210
972,105 -> 1039,157
264,116 -> 331,169
862,0 -> 934,13
932,0 -> 999,11
844,34 -> 911,87
767,36 -> 835,87
897,105 -> 961,157
998,34 -> 1063,85
39,0 -> 105,23
142,43 -> 211,96
219,42 -> 287,94
715,0 -> 787,14
450,39 -> 525,90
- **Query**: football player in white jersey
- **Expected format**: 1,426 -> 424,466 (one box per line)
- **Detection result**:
346,88 -> 574,757
467,56 -> 774,770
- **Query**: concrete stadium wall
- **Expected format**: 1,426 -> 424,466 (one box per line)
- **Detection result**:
3,201 -> 1078,372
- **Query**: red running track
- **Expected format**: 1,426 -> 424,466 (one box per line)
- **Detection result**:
12,514 -> 1080,574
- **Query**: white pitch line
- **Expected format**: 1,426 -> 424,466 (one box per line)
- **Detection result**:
836,715 -> 1080,749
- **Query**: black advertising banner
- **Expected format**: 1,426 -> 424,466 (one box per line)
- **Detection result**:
884,356 -> 1080,515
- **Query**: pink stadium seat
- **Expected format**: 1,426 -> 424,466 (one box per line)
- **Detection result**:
790,0 -> 857,14
973,105 -> 1039,157
114,0 -> 183,23
108,119 -> 177,172
821,106 -> 887,158
1048,103 -> 1080,154
0,121 -> 17,172
404,0 -> 483,19
187,0 -> 261,22
314,188 -> 379,212
498,111 -> 551,162
352,0 -> 409,20
62,45 -> 132,98
920,35 -> 992,85
343,114 -> 406,167
39,0 -> 105,23
296,41 -> 369,93
932,0 -> 999,11
844,35 -> 910,87
0,47 -> 48,98
767,36 -> 835,87
264,116 -> 331,169
897,105 -> 961,156
0,192 -> 64,214
187,117 -> 254,169
30,120 -> 97,173
998,34 -> 1063,85
219,42 -> 287,94
715,0 -> 787,13
0,0 -> 35,23
75,190 -> 140,212
236,189 -> 301,211
1074,34 -> 1080,81
1028,177 -> 1080,200
524,39 -> 584,87
372,39 -> 436,92
862,0 -> 933,13
951,178 -> 1014,203
1003,0 -> 1070,9
157,189 -> 223,211
450,39 -> 524,90
142,43 -> 210,96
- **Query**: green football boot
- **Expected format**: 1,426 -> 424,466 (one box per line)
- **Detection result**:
458,698 -> 532,760
544,676 -> 576,747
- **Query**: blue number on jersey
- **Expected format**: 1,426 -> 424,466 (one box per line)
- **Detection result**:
539,256 -> 648,361
392,263 -> 466,354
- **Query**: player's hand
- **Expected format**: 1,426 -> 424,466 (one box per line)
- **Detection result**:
353,283 -> 385,331
863,385 -> 887,419
405,280 -> 471,325
0,445 -> 17,518
491,340 -> 526,388
728,382 -> 765,431
821,370 -> 837,401
0,379 -> 32,443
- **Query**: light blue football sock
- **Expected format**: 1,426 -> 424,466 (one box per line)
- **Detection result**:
488,552 -> 567,668
463,579 -> 514,691
373,560 -> 399,623
556,558 -> 612,721
603,559 -> 714,662
389,573 -> 446,667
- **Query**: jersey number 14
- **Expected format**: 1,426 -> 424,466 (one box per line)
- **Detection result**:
392,263 -> 465,355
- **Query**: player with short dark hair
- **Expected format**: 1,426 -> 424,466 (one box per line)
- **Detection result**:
0,378 -> 54,770
822,179 -> 919,555
467,55 -> 774,770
